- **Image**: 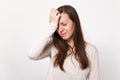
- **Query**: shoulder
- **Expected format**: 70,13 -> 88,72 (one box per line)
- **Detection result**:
86,42 -> 98,52
85,42 -> 98,59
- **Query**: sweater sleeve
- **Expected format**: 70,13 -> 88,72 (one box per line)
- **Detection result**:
27,22 -> 57,60
87,44 -> 99,80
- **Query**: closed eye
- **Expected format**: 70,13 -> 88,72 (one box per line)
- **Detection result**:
62,23 -> 67,26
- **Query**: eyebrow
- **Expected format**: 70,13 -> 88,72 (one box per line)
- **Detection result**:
60,22 -> 67,25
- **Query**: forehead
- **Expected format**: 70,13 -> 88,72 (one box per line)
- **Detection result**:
59,13 -> 71,23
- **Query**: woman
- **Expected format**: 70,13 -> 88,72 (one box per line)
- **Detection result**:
28,5 -> 99,80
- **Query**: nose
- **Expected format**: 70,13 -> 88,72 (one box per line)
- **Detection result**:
58,26 -> 63,32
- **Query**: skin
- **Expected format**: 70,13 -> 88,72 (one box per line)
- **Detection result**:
50,8 -> 75,47
57,13 -> 75,47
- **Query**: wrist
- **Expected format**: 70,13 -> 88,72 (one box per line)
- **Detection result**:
50,22 -> 57,27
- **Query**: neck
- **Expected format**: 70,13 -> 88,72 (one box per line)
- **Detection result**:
67,39 -> 75,55
67,39 -> 74,48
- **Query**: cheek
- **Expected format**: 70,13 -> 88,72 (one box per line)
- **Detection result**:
69,25 -> 74,34
70,29 -> 74,37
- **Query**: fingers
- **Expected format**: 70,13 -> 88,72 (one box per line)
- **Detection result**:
50,8 -> 60,24
51,8 -> 59,15
51,8 -> 60,18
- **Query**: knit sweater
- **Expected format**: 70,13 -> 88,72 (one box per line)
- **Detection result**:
27,22 -> 99,80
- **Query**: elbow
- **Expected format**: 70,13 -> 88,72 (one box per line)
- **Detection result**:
27,52 -> 40,60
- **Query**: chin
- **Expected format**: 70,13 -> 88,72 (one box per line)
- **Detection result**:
62,37 -> 69,40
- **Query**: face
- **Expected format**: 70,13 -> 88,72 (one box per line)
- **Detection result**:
57,13 -> 75,41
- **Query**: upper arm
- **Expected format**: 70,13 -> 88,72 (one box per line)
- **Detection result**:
86,44 -> 99,80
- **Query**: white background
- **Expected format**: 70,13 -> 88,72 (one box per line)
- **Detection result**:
0,0 -> 120,80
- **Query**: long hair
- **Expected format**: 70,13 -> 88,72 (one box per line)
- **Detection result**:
52,5 -> 89,71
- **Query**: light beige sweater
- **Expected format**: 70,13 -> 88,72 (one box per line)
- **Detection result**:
27,22 -> 99,80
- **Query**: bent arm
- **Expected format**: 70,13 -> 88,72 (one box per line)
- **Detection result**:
27,22 -> 57,60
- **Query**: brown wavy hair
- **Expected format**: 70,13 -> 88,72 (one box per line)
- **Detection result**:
52,5 -> 89,71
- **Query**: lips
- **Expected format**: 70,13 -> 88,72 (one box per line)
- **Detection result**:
60,32 -> 67,37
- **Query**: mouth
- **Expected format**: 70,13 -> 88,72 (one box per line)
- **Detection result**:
60,32 -> 67,37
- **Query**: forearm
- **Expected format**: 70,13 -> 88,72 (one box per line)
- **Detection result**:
27,22 -> 57,60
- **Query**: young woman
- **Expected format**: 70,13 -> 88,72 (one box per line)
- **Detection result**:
28,5 -> 99,80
